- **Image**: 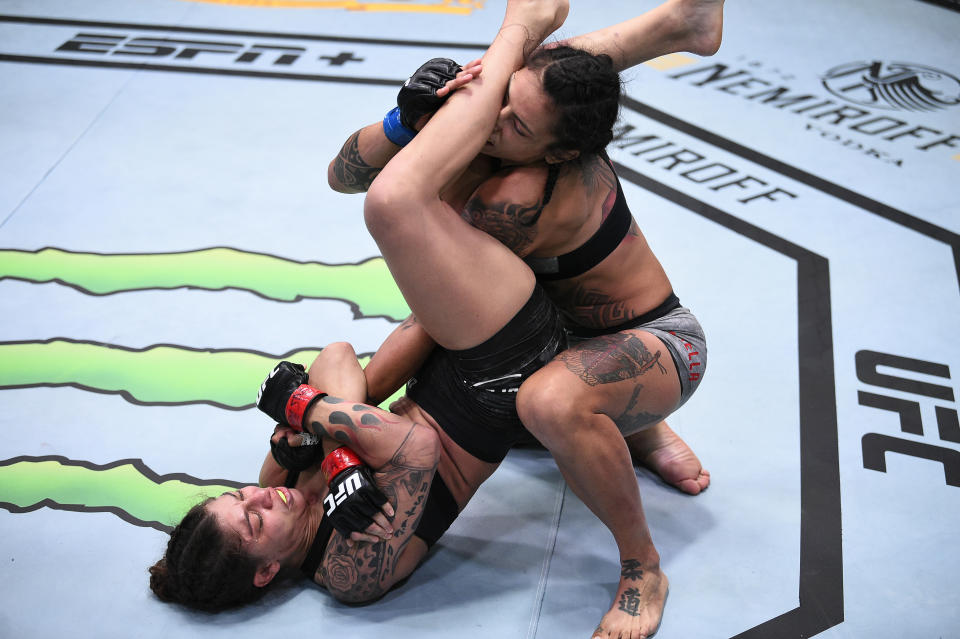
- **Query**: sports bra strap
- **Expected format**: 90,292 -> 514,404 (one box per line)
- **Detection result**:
524,173 -> 632,281
300,516 -> 334,579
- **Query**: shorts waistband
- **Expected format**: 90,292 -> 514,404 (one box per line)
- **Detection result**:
567,292 -> 680,339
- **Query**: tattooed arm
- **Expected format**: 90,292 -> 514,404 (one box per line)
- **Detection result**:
295,343 -> 441,601
327,58 -> 484,195
327,122 -> 401,194
299,370 -> 425,471
320,417 -> 440,602
255,343 -> 370,486
364,314 -> 435,406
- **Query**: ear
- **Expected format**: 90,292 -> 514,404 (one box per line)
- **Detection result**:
545,148 -> 579,164
253,560 -> 281,588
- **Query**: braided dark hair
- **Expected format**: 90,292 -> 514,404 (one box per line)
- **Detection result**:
149,500 -> 265,612
526,46 -> 622,158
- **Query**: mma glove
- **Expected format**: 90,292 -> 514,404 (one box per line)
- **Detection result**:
321,446 -> 390,538
256,361 -> 326,432
270,430 -> 325,472
383,57 -> 462,146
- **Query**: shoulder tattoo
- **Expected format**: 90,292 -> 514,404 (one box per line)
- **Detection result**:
462,194 -> 541,256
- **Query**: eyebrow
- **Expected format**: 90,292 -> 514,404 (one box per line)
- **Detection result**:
505,75 -> 534,137
226,491 -> 255,539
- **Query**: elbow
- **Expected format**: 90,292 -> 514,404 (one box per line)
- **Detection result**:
319,341 -> 358,364
326,160 -> 342,191
329,582 -> 388,605
327,160 -> 357,194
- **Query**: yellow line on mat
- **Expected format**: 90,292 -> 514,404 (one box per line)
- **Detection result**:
643,53 -> 699,71
179,0 -> 483,14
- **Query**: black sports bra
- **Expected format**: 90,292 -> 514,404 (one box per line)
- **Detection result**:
282,470 -> 334,579
523,157 -> 632,282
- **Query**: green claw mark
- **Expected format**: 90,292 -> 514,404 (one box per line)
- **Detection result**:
0,339 -> 405,409
0,455 -> 244,532
0,338 -> 325,409
0,247 -> 413,533
0,247 -> 410,321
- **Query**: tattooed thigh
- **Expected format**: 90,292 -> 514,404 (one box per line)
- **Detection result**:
612,384 -> 665,436
558,331 -> 669,387
557,331 -> 681,434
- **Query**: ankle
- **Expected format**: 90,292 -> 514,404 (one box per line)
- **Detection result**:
618,551 -> 662,579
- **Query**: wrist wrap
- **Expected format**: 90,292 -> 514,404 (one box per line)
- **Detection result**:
382,106 -> 416,147
321,446 -> 364,483
285,385 -> 326,431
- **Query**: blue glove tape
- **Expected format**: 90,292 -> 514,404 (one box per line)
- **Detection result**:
382,106 -> 417,147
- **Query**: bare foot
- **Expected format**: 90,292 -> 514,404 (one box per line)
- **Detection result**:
592,563 -> 669,639
626,421 -> 710,495
674,0 -> 725,56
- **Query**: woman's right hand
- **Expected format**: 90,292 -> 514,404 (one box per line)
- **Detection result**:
417,59 -> 483,129
434,59 -> 483,99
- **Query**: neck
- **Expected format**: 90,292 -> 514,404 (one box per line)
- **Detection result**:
291,501 -> 327,571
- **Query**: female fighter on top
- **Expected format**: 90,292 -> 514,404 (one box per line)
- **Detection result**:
328,1 -> 724,637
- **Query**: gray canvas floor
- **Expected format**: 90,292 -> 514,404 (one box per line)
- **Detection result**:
1,1 -> 958,638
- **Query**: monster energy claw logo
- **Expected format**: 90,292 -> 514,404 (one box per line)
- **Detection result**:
822,61 -> 960,112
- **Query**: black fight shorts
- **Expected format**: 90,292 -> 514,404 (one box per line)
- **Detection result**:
407,285 -> 566,463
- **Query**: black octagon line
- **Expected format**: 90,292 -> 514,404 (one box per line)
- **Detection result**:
7,15 -> 960,638
612,159 -> 841,639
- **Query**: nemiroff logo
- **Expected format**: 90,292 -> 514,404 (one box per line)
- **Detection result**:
668,58 -> 960,167
822,61 -> 960,113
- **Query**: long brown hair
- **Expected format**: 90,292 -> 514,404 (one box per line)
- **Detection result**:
149,500 -> 265,612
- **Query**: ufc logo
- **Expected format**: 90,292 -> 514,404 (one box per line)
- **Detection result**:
323,472 -> 362,516
857,350 -> 959,487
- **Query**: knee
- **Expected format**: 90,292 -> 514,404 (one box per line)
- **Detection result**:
516,369 -> 590,440
362,180 -> 395,240
363,173 -> 420,241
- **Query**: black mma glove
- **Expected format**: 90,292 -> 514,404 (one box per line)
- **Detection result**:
321,446 -> 390,539
397,57 -> 462,130
256,361 -> 327,431
270,430 -> 325,472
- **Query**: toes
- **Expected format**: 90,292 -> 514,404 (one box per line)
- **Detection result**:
699,469 -> 711,489
676,477 -> 703,495
670,468 -> 710,495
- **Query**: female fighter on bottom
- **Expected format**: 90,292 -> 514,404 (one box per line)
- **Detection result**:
149,0 -> 583,622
